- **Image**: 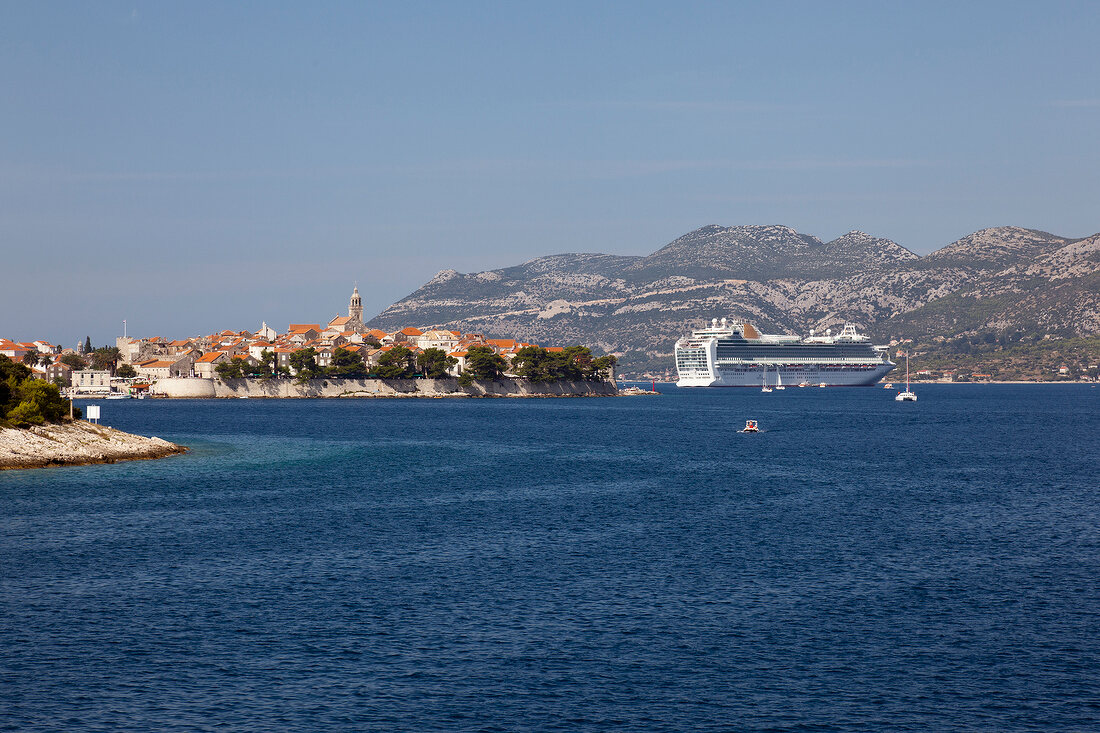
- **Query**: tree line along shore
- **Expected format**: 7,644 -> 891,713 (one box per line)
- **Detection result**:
214,344 -> 617,385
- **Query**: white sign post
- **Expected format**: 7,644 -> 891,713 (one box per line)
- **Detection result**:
86,405 -> 101,423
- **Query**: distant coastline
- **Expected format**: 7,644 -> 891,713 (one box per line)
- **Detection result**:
902,380 -> 1097,385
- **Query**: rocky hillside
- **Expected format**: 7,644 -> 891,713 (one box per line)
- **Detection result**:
369,224 -> 1100,372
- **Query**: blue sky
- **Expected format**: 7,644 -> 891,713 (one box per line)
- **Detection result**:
2,1 -> 1098,346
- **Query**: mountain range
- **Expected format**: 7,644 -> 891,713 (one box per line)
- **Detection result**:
368,225 -> 1100,372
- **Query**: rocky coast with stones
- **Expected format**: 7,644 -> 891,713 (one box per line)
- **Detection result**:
0,421 -> 186,470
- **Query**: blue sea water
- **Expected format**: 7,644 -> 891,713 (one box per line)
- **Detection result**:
2,384 -> 1099,732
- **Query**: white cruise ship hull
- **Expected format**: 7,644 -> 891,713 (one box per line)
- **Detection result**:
674,319 -> 895,388
677,362 -> 895,387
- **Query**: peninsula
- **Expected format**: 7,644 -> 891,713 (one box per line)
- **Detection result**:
3,286 -> 620,399
0,421 -> 185,470
0,355 -> 186,470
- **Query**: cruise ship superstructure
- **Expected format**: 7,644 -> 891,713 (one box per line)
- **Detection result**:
675,318 -> 894,387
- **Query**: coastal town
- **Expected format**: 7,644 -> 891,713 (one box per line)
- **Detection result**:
3,288 -> 1098,394
1,287 -> 616,397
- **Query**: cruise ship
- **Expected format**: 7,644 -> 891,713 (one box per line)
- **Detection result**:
675,318 -> 894,387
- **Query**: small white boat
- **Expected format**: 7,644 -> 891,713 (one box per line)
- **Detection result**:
761,368 -> 772,393
895,353 -> 917,402
740,419 -> 760,433
883,383 -> 894,389
775,371 -> 785,390
105,393 -> 131,400
818,383 -> 827,388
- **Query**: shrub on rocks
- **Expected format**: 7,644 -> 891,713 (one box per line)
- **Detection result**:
1,355 -> 77,427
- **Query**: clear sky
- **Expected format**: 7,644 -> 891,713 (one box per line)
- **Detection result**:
3,1 -> 1098,347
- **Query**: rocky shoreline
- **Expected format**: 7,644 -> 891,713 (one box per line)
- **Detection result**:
0,421 -> 187,470
150,376 -> 619,398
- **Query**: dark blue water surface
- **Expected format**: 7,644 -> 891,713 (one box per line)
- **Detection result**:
2,385 -> 1099,731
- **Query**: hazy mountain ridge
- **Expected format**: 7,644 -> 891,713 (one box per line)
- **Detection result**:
369,224 -> 1100,366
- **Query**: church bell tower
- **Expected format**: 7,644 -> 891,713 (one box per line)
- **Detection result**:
348,285 -> 364,329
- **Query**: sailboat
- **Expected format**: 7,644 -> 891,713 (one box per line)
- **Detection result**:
761,367 -> 772,393
775,370 -> 785,390
895,352 -> 917,401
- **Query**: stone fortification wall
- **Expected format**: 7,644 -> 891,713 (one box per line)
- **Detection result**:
152,378 -> 217,398
151,377 -> 618,398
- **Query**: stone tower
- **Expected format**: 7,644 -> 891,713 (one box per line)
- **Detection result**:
348,285 -> 364,330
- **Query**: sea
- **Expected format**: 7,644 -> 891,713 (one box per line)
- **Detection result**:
2,384 -> 1098,732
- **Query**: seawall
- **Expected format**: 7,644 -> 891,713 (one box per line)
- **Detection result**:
1,421 -> 187,470
150,377 -> 619,398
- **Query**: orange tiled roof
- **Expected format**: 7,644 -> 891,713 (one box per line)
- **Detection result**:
399,327 -> 423,336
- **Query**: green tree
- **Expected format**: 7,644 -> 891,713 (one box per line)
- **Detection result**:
259,349 -> 290,378
511,345 -> 601,380
329,347 -> 368,378
463,346 -> 506,380
289,348 -> 321,383
375,345 -> 415,379
558,346 -> 594,380
215,358 -> 246,379
416,348 -> 457,378
89,346 -> 121,372
592,354 -> 617,381
59,353 -> 87,370
1,355 -> 32,385
21,351 -> 38,366
241,356 -> 268,378
247,349 -> 282,380
0,355 -> 76,427
511,346 -> 554,381
116,364 -> 137,378
83,336 -> 93,354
